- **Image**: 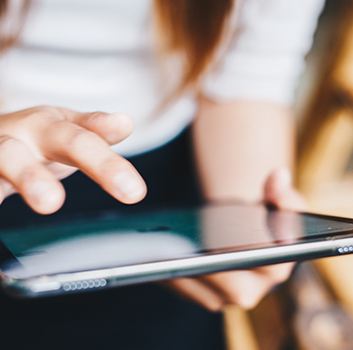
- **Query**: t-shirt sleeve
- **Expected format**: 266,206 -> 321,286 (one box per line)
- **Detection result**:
202,0 -> 326,105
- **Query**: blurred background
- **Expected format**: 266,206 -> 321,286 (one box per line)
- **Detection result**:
297,0 -> 353,217
227,1 -> 353,349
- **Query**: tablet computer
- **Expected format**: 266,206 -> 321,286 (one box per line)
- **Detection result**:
0,202 -> 353,298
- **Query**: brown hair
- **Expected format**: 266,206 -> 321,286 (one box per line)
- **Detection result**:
154,0 -> 234,95
0,0 -> 234,93
0,0 -> 31,52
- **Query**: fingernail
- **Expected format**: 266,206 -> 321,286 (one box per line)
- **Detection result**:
276,168 -> 292,189
26,181 -> 62,207
109,113 -> 133,128
113,171 -> 145,201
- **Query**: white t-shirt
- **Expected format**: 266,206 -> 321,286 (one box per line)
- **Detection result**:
0,0 -> 324,156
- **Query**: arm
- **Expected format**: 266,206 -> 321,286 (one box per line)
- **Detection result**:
193,0 -> 325,200
193,97 -> 295,203
167,98 -> 305,312
167,0 -> 324,311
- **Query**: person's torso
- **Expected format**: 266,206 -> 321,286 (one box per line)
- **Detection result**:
0,0 -> 322,155
0,0 -> 197,156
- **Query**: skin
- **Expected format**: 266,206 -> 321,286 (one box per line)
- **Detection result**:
0,106 -> 147,213
165,98 -> 307,311
0,100 -> 306,312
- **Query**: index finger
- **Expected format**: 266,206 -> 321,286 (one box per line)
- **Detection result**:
200,271 -> 277,309
40,120 -> 147,204
57,108 -> 134,145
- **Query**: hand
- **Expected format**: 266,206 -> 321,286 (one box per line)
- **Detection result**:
167,168 -> 307,311
0,106 -> 147,214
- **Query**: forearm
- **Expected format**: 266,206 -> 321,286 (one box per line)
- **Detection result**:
192,97 -> 295,203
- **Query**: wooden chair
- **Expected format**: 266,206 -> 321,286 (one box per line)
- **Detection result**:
224,1 -> 353,348
298,0 -> 353,325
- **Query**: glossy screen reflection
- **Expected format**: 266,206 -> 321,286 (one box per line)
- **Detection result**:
0,204 -> 352,279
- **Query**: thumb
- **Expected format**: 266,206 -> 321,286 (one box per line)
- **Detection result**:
264,168 -> 307,211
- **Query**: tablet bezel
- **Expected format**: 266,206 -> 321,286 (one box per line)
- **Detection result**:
1,205 -> 353,298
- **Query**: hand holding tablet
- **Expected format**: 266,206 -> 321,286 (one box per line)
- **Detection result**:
167,169 -> 307,310
1,200 -> 352,310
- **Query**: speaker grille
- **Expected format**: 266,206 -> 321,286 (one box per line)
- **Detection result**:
338,246 -> 353,254
62,278 -> 107,292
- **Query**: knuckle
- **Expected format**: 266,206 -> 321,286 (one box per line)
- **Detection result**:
32,106 -> 66,123
67,128 -> 98,150
19,165 -> 42,185
87,111 -> 107,123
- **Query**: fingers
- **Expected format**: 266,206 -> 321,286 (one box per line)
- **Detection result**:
255,262 -> 294,284
41,121 -> 147,204
0,178 -> 15,198
266,207 -> 304,242
264,168 -> 307,211
167,168 -> 301,312
61,109 -> 134,145
0,135 -> 65,214
166,278 -> 224,312
200,271 -> 277,310
45,162 -> 77,180
169,266 -> 294,312
0,106 -> 140,211
0,179 -> 6,204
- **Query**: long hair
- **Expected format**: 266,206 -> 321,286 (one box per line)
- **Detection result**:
153,0 -> 234,95
0,0 -> 31,52
0,0 -> 234,94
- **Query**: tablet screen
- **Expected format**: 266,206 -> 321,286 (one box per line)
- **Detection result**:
0,204 -> 352,279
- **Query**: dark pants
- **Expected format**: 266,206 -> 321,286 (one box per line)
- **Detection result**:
0,130 -> 225,350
